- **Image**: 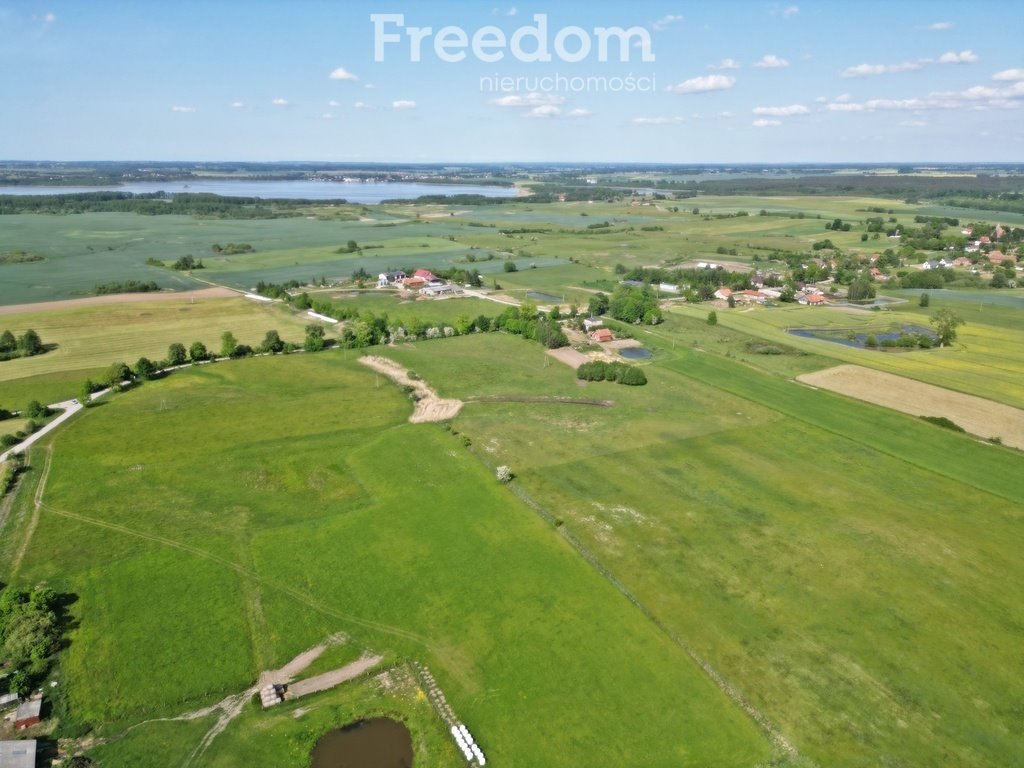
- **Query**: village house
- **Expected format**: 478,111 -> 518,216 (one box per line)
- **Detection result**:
805,293 -> 826,306
591,328 -> 614,343
988,250 -> 1009,266
401,276 -> 427,290
713,287 -> 732,301
376,270 -> 406,287
414,268 -> 440,283
952,256 -> 972,267
583,317 -> 604,331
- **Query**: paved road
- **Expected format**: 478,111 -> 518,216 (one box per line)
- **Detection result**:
0,386 -> 113,463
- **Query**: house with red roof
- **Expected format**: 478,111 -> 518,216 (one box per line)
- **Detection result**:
713,287 -> 732,301
591,328 -> 614,343
988,250 -> 1009,265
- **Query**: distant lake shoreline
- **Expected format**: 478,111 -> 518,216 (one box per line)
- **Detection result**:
0,179 -> 517,203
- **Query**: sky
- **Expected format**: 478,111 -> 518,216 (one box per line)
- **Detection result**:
1,0 -> 1022,163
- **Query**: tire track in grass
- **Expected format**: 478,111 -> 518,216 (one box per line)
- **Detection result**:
8,445 -> 52,577
39,502 -> 431,647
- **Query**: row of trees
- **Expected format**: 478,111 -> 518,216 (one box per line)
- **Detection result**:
576,361 -> 647,385
0,328 -> 44,361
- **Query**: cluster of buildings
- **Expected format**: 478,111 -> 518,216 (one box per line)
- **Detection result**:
0,694 -> 43,768
376,268 -> 464,297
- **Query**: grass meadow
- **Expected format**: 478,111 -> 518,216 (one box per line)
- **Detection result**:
373,333 -> 1024,768
0,296 -> 312,406
3,354 -> 771,767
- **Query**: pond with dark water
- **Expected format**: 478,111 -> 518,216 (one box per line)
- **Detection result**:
788,324 -> 936,350
619,347 -> 652,360
310,718 -> 413,768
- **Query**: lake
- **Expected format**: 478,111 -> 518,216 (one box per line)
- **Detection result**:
0,179 -> 516,203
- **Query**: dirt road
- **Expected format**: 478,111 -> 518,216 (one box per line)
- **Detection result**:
358,355 -> 463,423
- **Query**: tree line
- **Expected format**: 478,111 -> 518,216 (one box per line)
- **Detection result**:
0,328 -> 45,361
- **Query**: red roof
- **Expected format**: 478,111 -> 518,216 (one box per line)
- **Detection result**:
715,287 -> 732,297
414,268 -> 438,280
593,328 -> 613,342
988,250 -> 1008,264
979,236 -> 991,244
806,294 -> 825,304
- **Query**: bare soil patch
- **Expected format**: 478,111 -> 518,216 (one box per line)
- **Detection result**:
547,347 -> 590,368
798,364 -> 1024,450
0,287 -> 238,316
358,355 -> 463,423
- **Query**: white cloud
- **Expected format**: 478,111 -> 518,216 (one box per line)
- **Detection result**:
834,93 -> 851,103
822,81 -> 1024,113
271,98 -> 289,106
752,119 -> 781,127
506,6 -> 518,16
754,54 -> 789,69
900,120 -> 928,126
43,11 -> 56,23
526,104 -> 562,118
652,14 -> 683,31
709,58 -> 740,70
525,105 -> 590,119
354,101 -> 374,110
782,6 -> 799,18
814,95 -> 828,103
171,105 -> 196,113
230,101 -> 245,108
490,92 -> 565,108
717,111 -> 735,118
665,74 -> 735,94
328,67 -> 359,82
925,21 -> 953,30
841,60 -> 924,77
392,99 -> 417,110
938,50 -> 978,64
993,69 -> 1024,81
632,116 -> 685,125
753,104 -> 809,116
327,100 -> 341,108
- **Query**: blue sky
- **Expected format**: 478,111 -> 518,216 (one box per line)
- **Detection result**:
2,0 -> 1022,162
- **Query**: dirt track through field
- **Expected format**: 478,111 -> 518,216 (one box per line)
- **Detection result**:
798,365 -> 1024,450
0,287 -> 238,315
358,355 -> 463,423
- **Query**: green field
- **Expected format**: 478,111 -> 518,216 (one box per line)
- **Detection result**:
3,354 -> 772,767
1,193 -> 1022,767
375,333 -> 1024,768
0,296 -> 312,406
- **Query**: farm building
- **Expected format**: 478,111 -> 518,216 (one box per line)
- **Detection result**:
988,250 -> 1008,265
0,741 -> 36,768
402,276 -> 427,290
806,294 -> 826,306
14,698 -> 41,729
0,692 -> 18,709
414,268 -> 440,282
713,287 -> 732,301
583,318 -> 604,331
420,283 -> 460,297
591,328 -> 614,343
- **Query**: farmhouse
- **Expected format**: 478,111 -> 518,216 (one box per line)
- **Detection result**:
376,270 -> 406,287
414,268 -> 440,282
591,328 -> 614,343
583,318 -> 604,331
988,250 -> 1008,265
713,287 -> 732,301
952,256 -> 972,267
805,293 -> 826,306
401,276 -> 427,290
14,698 -> 41,729
0,741 -> 36,768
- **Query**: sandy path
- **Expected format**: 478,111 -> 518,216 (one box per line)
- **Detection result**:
0,287 -> 238,316
288,653 -> 384,698
358,355 -> 463,423
798,364 -> 1024,449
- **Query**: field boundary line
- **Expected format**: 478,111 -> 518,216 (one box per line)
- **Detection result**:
464,442 -> 802,763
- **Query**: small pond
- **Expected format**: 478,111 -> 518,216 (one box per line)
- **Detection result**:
310,718 -> 413,768
526,290 -> 564,302
619,347 -> 653,360
788,324 -> 937,350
